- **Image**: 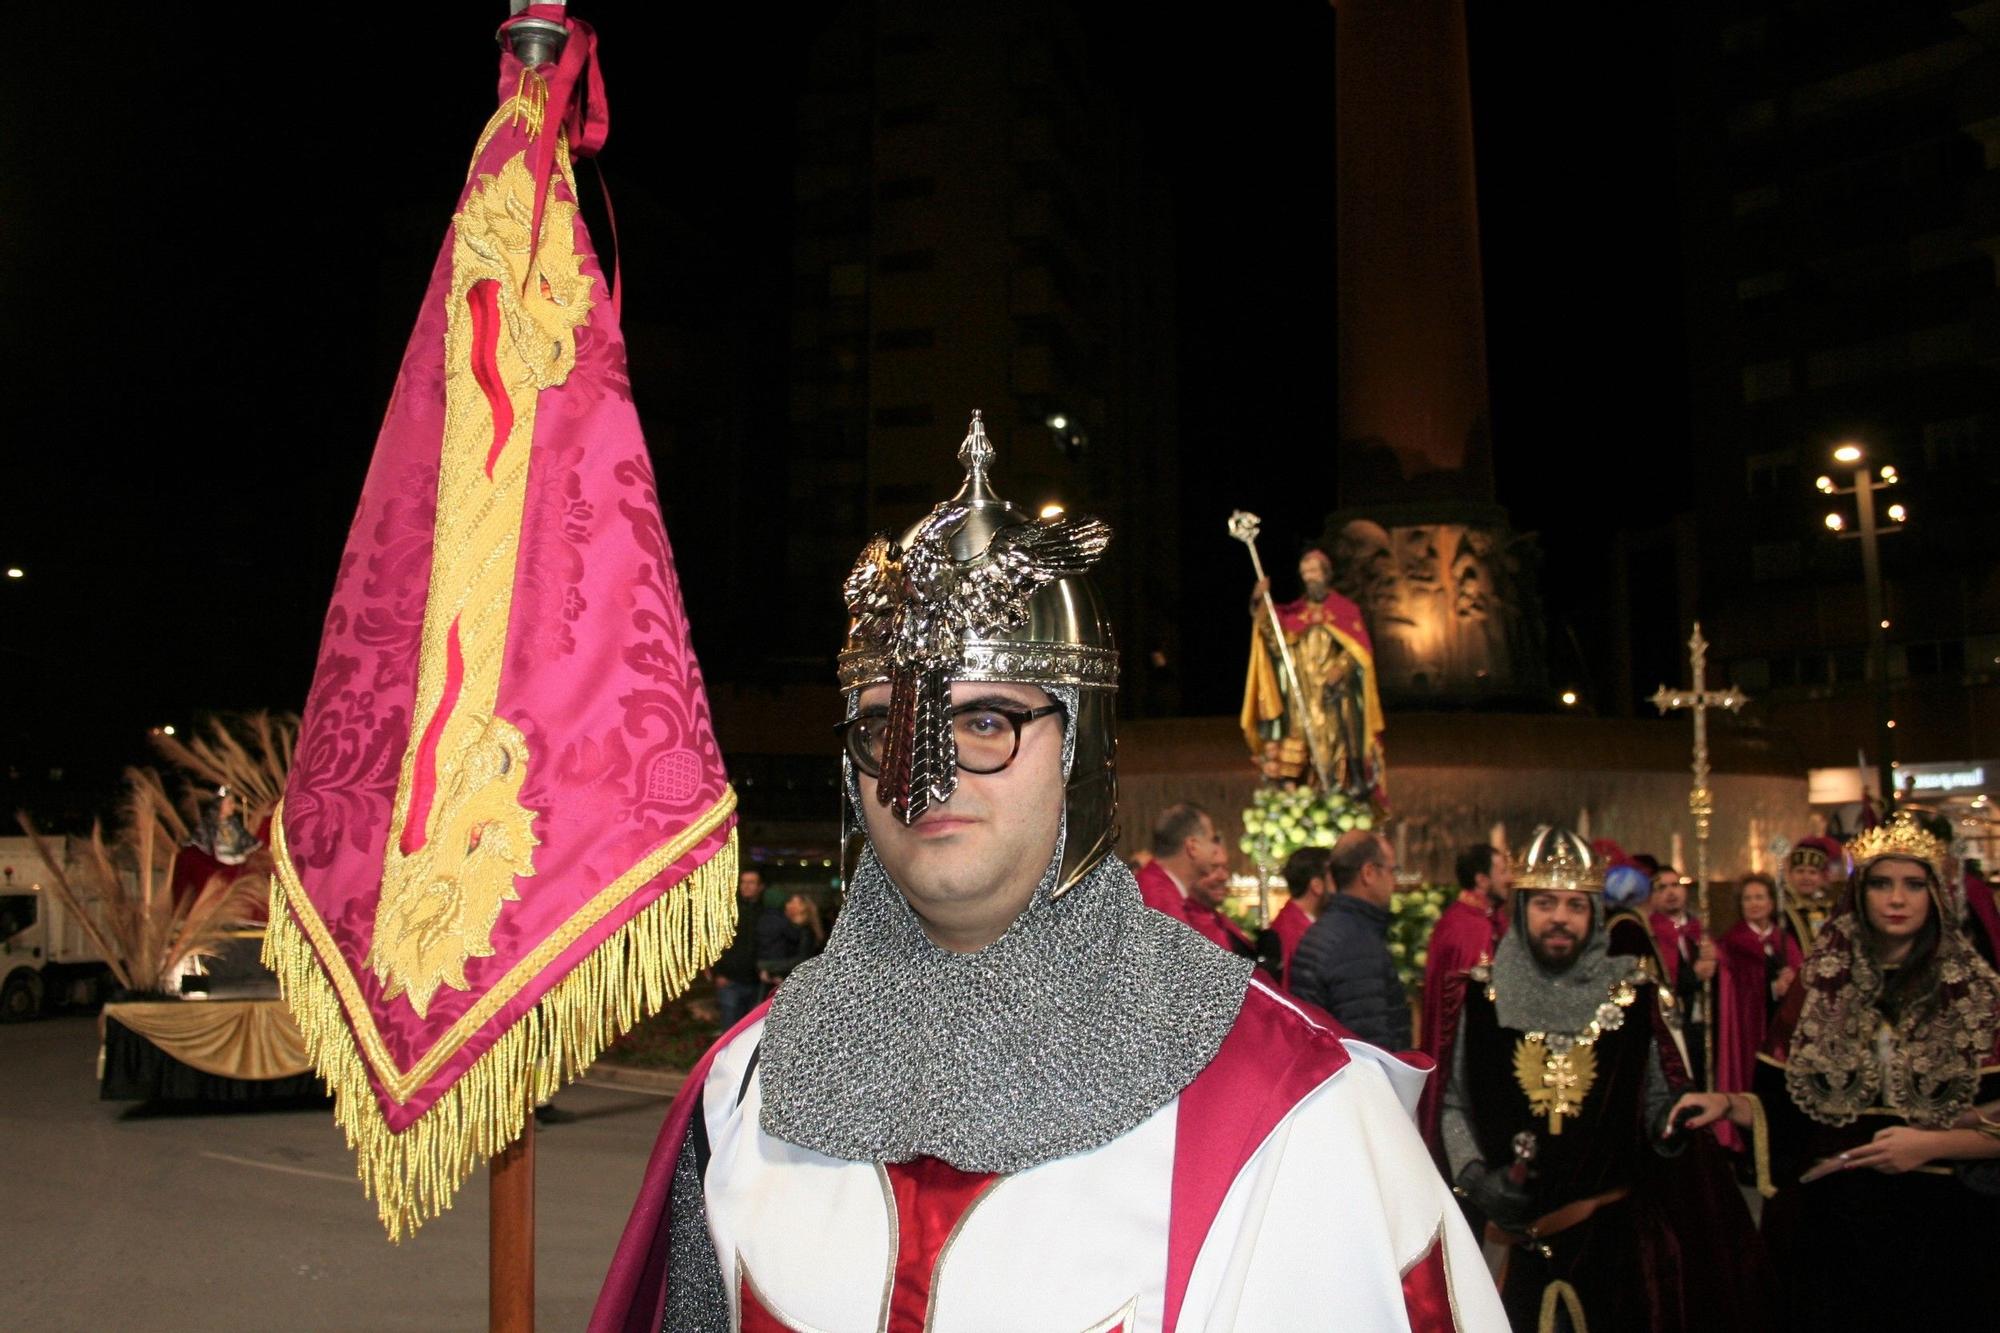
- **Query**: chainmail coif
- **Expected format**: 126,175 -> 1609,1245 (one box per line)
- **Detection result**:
1489,888 -> 1640,1032
758,842 -> 1253,1172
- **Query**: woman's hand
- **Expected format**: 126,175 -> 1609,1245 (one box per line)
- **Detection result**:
1841,1126 -> 1939,1175
1773,966 -> 1795,999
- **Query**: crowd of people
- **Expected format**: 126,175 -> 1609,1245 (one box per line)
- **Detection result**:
709,865 -> 827,1030
594,424 -> 2000,1331
1134,800 -> 2000,1329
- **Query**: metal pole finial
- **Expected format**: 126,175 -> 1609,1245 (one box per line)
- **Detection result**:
500,1 -> 567,68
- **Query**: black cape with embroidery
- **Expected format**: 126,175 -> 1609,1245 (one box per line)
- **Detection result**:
1436,968 -> 1771,1332
1755,983 -> 2000,1329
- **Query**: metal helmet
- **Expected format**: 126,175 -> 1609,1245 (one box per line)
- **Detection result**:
837,411 -> 1119,891
1511,825 -> 1602,895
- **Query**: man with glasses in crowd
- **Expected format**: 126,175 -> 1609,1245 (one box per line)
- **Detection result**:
593,414 -> 1503,1332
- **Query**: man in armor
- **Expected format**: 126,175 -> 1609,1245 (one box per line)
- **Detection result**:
1432,828 -> 1767,1332
593,414 -> 1502,1332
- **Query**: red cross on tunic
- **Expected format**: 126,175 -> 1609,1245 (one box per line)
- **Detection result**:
738,1156 -> 1137,1332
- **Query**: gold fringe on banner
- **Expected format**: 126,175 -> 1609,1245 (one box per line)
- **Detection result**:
263,790 -> 738,1240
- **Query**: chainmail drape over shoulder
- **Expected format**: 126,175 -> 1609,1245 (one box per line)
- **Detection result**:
757,843 -> 1252,1172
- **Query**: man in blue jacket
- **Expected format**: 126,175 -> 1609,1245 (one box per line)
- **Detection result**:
1291,829 -> 1411,1050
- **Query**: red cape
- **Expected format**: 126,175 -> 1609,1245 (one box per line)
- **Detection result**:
1715,920 -> 1800,1100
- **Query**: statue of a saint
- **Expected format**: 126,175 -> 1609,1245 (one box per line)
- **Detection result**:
1242,548 -> 1387,804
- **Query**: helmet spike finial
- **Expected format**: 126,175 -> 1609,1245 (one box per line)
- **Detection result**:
957,410 -> 996,503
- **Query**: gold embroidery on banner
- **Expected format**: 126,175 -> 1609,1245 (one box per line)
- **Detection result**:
264,794 -> 739,1239
272,787 -> 734,1100
368,148 -> 596,1017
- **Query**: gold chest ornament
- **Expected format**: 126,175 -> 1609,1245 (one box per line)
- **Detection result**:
1500,977 -> 1639,1135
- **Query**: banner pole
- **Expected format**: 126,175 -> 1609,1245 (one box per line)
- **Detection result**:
490,1117 -> 536,1332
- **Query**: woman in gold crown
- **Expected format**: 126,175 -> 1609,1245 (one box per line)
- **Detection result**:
1675,812 -> 2000,1327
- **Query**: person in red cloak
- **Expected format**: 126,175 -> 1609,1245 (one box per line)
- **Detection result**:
1262,845 -> 1332,989
1650,867 -> 1716,1086
1714,872 -> 1802,1145
1413,842 -> 1510,1142
1134,802 -> 1225,927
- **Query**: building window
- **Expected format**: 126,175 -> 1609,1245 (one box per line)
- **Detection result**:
878,249 -> 936,274
1742,358 -> 1793,403
875,327 -> 936,351
1736,270 -> 1786,301
1727,98 -> 1778,140
1750,541 -> 1802,581
876,176 -> 936,203
1910,321 -> 1974,367
879,103 -> 938,129
1922,415 -> 1986,467
1732,184 -> 1780,217
1805,337 -> 1902,389
1745,448 -> 1795,495
828,263 -> 867,300
874,404 -> 935,429
1733,658 -> 1772,691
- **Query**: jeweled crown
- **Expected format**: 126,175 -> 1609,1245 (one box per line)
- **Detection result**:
1845,812 -> 1948,874
1512,825 -> 1602,894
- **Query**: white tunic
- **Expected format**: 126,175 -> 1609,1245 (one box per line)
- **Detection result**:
693,981 -> 1505,1333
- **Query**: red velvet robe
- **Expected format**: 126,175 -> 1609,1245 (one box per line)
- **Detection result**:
1135,860 -> 1188,922
1413,893 -> 1501,1141
1714,919 -> 1800,1106
1181,899 -> 1256,958
1269,899 -> 1313,989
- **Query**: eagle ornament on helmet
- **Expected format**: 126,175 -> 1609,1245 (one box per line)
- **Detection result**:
837,411 -> 1119,891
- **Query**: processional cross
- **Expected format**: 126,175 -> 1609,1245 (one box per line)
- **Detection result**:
1649,622 -> 1748,1092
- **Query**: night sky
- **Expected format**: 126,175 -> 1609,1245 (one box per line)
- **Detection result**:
1,3 -> 1691,825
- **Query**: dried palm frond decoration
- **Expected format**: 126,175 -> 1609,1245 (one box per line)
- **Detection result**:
149,712 -> 297,833
20,773 -> 261,993
16,714 -> 296,995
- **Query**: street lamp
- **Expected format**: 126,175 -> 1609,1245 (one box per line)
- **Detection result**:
1814,441 -> 1907,812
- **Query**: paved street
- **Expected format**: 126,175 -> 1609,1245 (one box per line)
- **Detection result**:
1,1016 -> 681,1330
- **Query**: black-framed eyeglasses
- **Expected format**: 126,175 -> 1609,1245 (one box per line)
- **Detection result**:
836,701 -> 1066,779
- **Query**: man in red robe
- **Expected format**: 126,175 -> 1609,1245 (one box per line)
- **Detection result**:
1415,843 -> 1510,1145
1135,802 -> 1227,926
1265,846 -> 1332,988
1181,864 -> 1258,960
1421,844 -> 1509,1037
1650,870 -> 1716,1086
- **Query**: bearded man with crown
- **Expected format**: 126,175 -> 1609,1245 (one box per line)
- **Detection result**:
1675,812 -> 2000,1328
590,416 -> 1504,1332
1429,827 -> 1768,1332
